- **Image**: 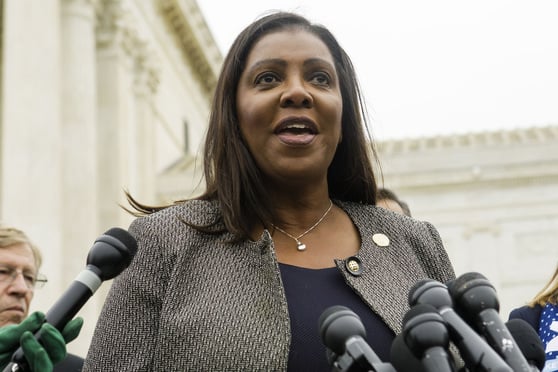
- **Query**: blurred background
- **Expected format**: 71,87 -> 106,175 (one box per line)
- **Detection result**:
198,0 -> 558,140
1,0 -> 557,357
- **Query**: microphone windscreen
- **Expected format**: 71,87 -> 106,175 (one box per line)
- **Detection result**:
408,279 -> 454,309
408,279 -> 433,305
447,272 -> 486,292
446,272 -> 499,317
505,318 -> 545,370
318,305 -> 366,356
390,333 -> 426,372
403,303 -> 439,325
105,227 -> 138,254
87,227 -> 138,280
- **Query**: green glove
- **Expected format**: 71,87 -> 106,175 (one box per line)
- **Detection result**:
0,312 -> 46,368
0,312 -> 83,372
59,316 -> 83,344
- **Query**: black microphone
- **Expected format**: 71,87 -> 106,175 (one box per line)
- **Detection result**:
409,279 -> 512,372
400,303 -> 456,372
447,272 -> 533,372
5,227 -> 138,372
506,319 -> 545,371
390,332 -> 426,372
318,305 -> 396,372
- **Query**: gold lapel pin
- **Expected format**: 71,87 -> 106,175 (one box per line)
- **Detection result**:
372,233 -> 390,247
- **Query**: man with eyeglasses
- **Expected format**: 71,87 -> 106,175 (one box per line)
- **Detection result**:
0,225 -> 84,371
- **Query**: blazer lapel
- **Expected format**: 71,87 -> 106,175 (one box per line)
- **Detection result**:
336,202 -> 434,335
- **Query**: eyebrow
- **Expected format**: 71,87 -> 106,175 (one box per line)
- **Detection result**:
0,264 -> 37,274
245,57 -> 335,74
245,58 -> 286,75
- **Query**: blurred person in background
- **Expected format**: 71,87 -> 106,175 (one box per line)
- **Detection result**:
0,225 -> 84,372
376,187 -> 411,217
509,262 -> 558,372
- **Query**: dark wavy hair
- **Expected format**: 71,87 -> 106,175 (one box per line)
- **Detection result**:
377,188 -> 412,216
128,11 -> 380,241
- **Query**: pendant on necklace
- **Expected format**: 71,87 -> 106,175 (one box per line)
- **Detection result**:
296,241 -> 306,251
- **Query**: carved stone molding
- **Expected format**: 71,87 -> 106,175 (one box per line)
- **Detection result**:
377,125 -> 558,154
157,0 -> 220,98
62,0 -> 98,10
95,0 -> 139,57
95,0 -> 160,94
133,40 -> 160,97
462,223 -> 501,239
377,124 -> 558,190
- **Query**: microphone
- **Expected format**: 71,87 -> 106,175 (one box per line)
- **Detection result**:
408,279 -> 512,372
447,272 -> 533,372
5,227 -> 138,372
318,305 -> 396,372
390,333 -> 426,372
400,303 -> 456,372
506,319 -> 545,371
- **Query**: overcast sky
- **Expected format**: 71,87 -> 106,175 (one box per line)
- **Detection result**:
197,1 -> 558,140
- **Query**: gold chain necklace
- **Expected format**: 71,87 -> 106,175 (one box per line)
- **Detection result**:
271,200 -> 333,251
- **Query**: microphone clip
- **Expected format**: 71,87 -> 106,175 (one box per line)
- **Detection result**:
330,336 -> 395,372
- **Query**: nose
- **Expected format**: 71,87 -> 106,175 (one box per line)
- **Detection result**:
280,77 -> 313,108
8,272 -> 31,293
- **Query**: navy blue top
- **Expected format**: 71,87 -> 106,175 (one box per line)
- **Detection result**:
279,263 -> 395,371
54,353 -> 83,371
508,304 -> 543,331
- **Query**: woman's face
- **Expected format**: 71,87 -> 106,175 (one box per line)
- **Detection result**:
236,28 -> 343,185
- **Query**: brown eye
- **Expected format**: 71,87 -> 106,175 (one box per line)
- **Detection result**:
310,72 -> 330,86
255,72 -> 280,85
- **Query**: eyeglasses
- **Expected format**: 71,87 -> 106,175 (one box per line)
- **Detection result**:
0,266 -> 48,290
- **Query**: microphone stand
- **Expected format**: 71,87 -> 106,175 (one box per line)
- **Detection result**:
3,364 -> 21,372
331,337 -> 396,372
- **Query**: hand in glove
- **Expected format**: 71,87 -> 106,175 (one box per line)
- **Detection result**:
0,311 -> 83,371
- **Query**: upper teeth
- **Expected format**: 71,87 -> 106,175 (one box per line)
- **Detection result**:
285,124 -> 308,129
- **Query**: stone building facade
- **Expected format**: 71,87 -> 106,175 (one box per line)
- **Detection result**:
376,125 -> 558,318
0,0 -> 220,355
1,0 -> 557,360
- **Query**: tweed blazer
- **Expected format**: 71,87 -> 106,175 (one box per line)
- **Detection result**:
83,199 -> 455,371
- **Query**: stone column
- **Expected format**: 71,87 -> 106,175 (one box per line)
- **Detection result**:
1,0 -> 64,310
60,0 -> 98,356
129,43 -> 159,203
95,0 -> 137,231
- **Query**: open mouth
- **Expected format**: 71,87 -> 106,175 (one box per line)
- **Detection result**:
274,117 -> 319,145
275,117 -> 318,137
276,122 -> 317,135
